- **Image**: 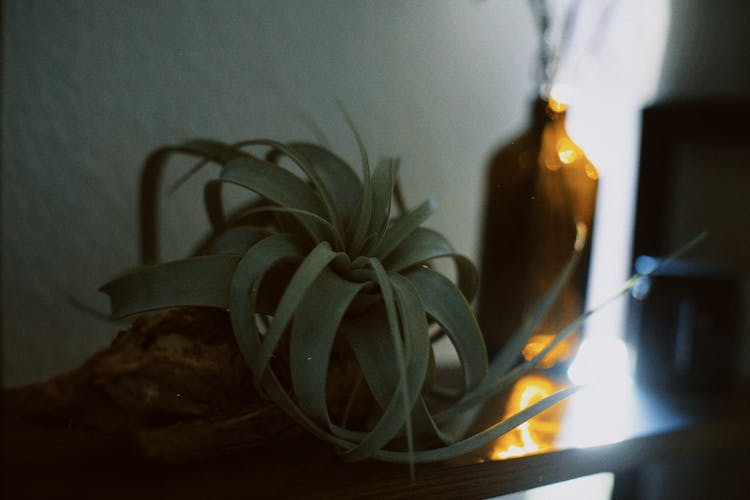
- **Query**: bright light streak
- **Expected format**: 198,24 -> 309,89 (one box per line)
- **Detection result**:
557,338 -> 638,449
567,336 -> 633,386
562,337 -> 637,449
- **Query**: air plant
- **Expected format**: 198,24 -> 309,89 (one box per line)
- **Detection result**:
100,121 -> 700,470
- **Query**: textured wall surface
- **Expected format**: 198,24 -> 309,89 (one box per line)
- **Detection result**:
3,0 -> 536,386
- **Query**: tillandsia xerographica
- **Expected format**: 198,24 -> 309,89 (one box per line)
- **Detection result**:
102,120 -> 697,468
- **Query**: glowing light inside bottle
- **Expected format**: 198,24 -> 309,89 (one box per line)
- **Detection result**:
556,138 -> 579,164
548,95 -> 569,113
522,333 -> 576,369
492,374 -> 563,459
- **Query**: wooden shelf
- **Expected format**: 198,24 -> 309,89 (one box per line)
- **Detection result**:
3,387 -> 749,499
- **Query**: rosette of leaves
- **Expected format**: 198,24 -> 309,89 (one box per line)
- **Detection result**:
101,130 -> 581,468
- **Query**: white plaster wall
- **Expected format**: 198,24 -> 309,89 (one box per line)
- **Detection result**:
3,0 -> 537,386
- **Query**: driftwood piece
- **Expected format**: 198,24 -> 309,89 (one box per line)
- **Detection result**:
10,307 -> 357,462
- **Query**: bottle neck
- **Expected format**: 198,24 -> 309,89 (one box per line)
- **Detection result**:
530,96 -> 567,130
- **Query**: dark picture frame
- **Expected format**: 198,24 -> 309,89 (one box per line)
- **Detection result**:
632,99 -> 750,261
629,99 -> 750,390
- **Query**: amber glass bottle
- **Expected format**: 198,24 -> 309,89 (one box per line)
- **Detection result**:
477,97 -> 598,365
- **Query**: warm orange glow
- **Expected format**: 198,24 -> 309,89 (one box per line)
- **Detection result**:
548,96 -> 568,113
556,137 -> 580,165
491,374 -> 564,459
585,163 -> 599,180
538,103 -> 599,183
522,333 -> 577,369
544,157 -> 562,171
574,222 -> 588,252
